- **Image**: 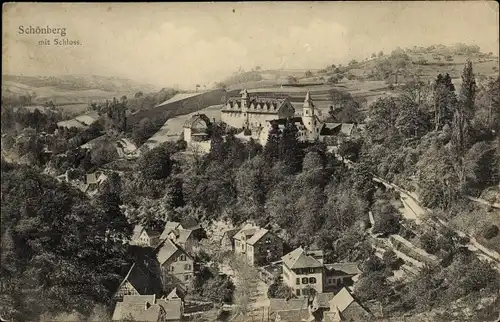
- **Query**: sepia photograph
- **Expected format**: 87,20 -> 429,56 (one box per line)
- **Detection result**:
1,2 -> 500,321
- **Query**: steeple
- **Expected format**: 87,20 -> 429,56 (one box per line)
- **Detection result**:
302,91 -> 315,117
240,89 -> 249,129
303,91 -> 313,109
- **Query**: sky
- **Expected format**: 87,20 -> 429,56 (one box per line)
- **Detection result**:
3,2 -> 499,89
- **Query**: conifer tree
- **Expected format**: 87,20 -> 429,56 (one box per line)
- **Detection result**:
459,59 -> 477,120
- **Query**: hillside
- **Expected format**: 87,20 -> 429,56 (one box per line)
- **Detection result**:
220,44 -> 498,90
1,74 -> 162,110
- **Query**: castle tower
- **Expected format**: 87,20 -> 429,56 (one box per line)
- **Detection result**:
240,89 -> 250,129
302,91 -> 317,139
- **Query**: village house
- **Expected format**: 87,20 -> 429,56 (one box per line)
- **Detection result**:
159,219 -> 204,254
130,224 -> 162,248
281,247 -> 361,297
233,223 -> 283,266
268,298 -> 316,322
113,262 -> 164,301
220,228 -> 239,252
112,293 -> 184,322
322,287 -> 371,322
155,238 -> 195,291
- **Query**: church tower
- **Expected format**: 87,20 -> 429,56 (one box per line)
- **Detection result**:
240,89 -> 249,129
302,91 -> 317,139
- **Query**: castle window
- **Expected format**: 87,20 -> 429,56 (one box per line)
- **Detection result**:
309,277 -> 316,284
301,277 -> 308,284
305,110 -> 308,115
296,278 -> 300,285
296,289 -> 301,296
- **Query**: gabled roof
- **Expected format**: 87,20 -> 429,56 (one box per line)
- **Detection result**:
166,287 -> 182,300
176,229 -> 194,244
246,228 -> 271,245
115,263 -> 162,297
132,224 -> 146,241
314,292 -> 336,308
281,247 -> 323,269
112,296 -> 163,322
183,113 -> 210,129
233,223 -> 258,241
324,263 -> 361,276
328,288 -> 355,312
156,238 -> 192,265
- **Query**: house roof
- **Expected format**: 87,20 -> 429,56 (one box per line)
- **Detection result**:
156,238 -> 192,265
222,95 -> 290,114
340,124 -> 355,136
246,228 -> 271,245
112,296 -> 163,322
281,247 -> 324,269
275,309 -> 313,322
324,263 -> 361,276
233,223 -> 258,241
176,229 -> 194,244
75,112 -> 99,126
155,92 -> 206,108
57,119 -> 86,129
315,292 -> 336,308
132,225 -> 146,241
269,299 -> 308,313
122,294 -> 156,304
328,288 -> 355,312
118,263 -> 159,296
161,222 -> 182,240
183,113 -> 210,129
166,287 -> 182,300
156,298 -> 183,321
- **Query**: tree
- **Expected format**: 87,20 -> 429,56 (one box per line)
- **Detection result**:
0,166 -> 131,320
279,119 -> 303,173
138,145 -> 173,180
459,59 -> 477,121
202,275 -> 235,304
371,53 -> 377,58
433,73 -> 457,130
132,117 -> 156,145
371,200 -> 401,235
267,280 -> 293,299
378,51 -> 384,57
90,140 -> 119,166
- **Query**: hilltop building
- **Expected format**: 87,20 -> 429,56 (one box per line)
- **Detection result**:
221,89 -> 295,130
223,89 -> 345,147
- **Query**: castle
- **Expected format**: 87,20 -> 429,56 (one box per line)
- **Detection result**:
222,89 -> 325,146
182,89 -> 361,153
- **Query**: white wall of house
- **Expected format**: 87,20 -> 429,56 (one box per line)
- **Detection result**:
283,265 -> 324,297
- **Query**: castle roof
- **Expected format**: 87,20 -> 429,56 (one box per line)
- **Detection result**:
222,96 -> 290,114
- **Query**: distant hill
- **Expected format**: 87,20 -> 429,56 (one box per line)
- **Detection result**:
219,44 -> 499,90
1,74 -> 162,107
2,74 -> 160,93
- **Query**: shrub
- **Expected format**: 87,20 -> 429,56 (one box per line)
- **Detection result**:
482,225 -> 499,240
444,55 -> 454,61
